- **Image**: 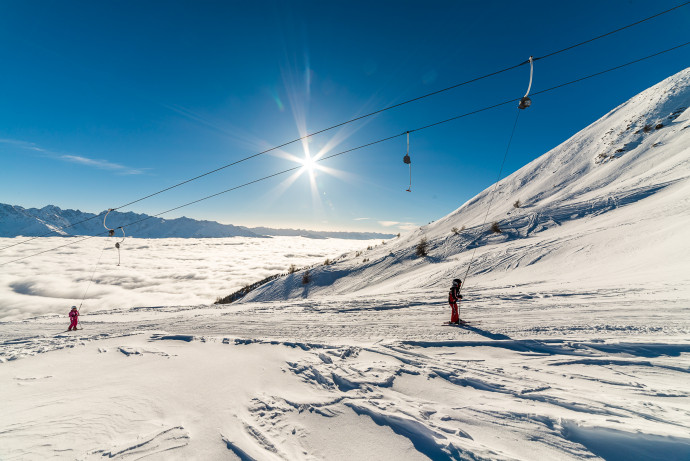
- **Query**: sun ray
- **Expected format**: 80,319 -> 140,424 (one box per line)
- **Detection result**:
271,148 -> 306,164
308,169 -> 325,216
311,164 -> 355,182
262,169 -> 305,208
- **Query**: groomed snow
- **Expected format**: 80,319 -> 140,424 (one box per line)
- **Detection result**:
1,69 -> 689,460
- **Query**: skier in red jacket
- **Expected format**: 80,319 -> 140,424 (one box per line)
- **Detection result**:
68,306 -> 79,331
448,279 -> 463,324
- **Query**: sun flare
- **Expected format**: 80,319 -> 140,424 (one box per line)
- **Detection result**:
300,153 -> 317,173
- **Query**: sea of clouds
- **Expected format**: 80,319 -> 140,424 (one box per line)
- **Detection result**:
0,236 -> 379,320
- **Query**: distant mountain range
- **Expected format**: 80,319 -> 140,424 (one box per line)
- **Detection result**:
0,204 -> 395,240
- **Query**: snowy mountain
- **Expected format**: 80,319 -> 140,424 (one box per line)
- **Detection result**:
0,204 -> 261,238
2,69 -> 690,461
0,204 -> 395,240
240,67 -> 690,303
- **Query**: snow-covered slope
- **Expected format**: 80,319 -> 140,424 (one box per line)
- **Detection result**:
241,67 -> 690,303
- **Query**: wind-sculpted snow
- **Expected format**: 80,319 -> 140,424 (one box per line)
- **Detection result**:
93,426 -> 190,459
560,422 -> 690,461
222,435 -> 258,461
1,289 -> 689,459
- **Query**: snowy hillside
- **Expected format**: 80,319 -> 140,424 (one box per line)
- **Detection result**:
0,204 -> 395,240
240,67 -> 690,303
1,70 -> 689,461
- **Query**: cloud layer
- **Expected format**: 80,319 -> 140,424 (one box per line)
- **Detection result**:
0,236 -> 378,320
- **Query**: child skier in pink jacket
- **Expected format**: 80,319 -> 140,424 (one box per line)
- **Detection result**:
68,306 -> 79,331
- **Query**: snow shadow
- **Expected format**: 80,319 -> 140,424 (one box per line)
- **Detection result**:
346,403 -> 454,461
222,436 -> 256,461
335,301 -> 421,313
561,422 -> 690,461
402,339 -> 586,356
149,334 -> 195,342
583,342 -> 690,358
460,324 -> 512,341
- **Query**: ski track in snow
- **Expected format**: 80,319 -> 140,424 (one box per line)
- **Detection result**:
1,292 -> 689,460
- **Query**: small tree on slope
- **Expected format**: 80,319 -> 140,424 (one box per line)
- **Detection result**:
416,237 -> 429,257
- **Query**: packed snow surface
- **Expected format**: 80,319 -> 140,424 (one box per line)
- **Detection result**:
1,69 -> 690,460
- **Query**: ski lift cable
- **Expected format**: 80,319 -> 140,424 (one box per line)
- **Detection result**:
78,240 -> 110,311
3,40 -> 690,266
0,62 -> 529,253
459,109 -> 522,297
2,214 -> 129,267
2,4 -> 687,253
457,40 -> 690,293
1,136 -> 403,266
119,132 -> 407,228
0,61 -> 530,252
3,41 -> 688,266
104,207 -> 127,265
535,1 -> 690,61
407,38 -> 690,134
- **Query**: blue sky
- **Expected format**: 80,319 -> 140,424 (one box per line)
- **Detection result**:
1,0 -> 688,233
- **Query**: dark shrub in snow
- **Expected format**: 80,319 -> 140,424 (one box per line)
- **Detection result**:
416,237 -> 428,257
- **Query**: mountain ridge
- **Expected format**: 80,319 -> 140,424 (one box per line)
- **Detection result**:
0,204 -> 395,240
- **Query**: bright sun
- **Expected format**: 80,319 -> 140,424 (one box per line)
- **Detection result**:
300,154 -> 317,173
